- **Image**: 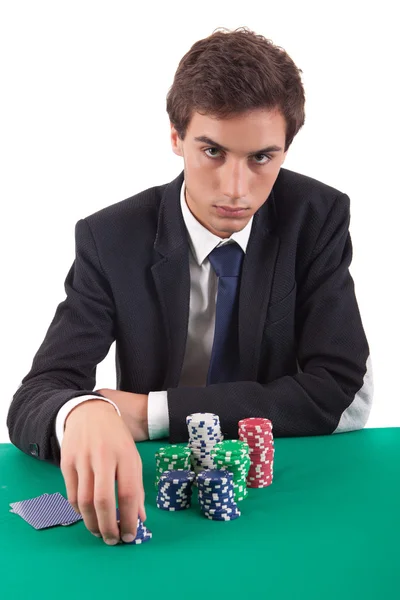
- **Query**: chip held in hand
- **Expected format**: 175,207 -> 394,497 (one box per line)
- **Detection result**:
116,507 -> 152,544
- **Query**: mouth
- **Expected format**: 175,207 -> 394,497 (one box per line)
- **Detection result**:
214,205 -> 250,218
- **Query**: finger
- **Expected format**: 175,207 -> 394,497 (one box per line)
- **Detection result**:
138,490 -> 146,523
75,462 -> 101,537
61,462 -> 79,514
137,482 -> 146,522
93,460 -> 119,545
132,450 -> 146,522
116,457 -> 140,543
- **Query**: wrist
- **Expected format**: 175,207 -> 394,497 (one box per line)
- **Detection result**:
65,399 -> 116,429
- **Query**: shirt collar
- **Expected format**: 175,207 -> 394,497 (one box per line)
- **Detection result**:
180,179 -> 253,266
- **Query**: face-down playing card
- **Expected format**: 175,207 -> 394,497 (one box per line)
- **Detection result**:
10,495 -> 152,542
10,492 -> 82,529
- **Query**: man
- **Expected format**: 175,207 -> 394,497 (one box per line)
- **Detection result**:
7,27 -> 373,546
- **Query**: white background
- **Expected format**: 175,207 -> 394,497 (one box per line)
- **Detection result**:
1,1 -> 399,442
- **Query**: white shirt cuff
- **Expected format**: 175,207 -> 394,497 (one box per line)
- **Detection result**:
55,395 -> 121,448
147,391 -> 169,439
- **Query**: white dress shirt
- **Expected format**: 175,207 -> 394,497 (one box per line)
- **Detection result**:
55,180 -> 253,446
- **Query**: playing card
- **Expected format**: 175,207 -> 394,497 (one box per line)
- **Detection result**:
10,493 -> 82,530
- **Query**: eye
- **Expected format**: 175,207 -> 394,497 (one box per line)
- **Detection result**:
203,148 -> 272,165
204,148 -> 222,158
252,154 -> 271,165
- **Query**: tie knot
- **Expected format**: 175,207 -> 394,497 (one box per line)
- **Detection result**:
208,242 -> 244,277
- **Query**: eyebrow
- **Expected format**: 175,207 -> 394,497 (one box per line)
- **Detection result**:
194,135 -> 283,154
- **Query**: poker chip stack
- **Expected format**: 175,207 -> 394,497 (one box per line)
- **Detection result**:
156,469 -> 196,511
116,508 -> 152,544
186,413 -> 223,477
155,445 -> 191,489
210,440 -> 250,502
238,418 -> 275,488
197,470 -> 241,521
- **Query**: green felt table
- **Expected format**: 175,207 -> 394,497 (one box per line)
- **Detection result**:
1,428 -> 400,600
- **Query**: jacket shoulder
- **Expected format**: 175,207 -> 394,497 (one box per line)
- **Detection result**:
273,167 -> 349,227
275,167 -> 346,202
82,180 -> 168,228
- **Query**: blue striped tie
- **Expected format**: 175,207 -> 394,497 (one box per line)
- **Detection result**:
206,242 -> 244,385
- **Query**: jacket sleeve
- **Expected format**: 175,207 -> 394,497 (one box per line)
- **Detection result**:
7,218 -> 115,466
167,193 -> 373,442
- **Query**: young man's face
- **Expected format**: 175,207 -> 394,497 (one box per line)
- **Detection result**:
170,108 -> 288,238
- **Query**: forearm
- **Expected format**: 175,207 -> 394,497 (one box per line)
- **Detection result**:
167,356 -> 373,443
7,377 -> 108,465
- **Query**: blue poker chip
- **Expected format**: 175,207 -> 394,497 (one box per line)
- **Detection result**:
157,496 -> 189,505
198,485 -> 234,492
197,486 -> 234,495
156,503 -> 191,511
203,512 -> 241,521
157,489 -> 191,497
199,502 -> 237,511
201,505 -> 240,514
125,533 -> 153,544
197,492 -> 235,502
197,471 -> 233,485
197,491 -> 235,500
198,502 -> 237,510
157,488 -> 189,495
159,470 -> 195,484
158,483 -> 192,491
156,499 -> 191,506
158,492 -> 192,501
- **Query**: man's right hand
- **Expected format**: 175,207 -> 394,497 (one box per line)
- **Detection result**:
60,400 -> 146,545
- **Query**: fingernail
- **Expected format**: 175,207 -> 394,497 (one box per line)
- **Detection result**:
122,533 -> 135,543
91,532 -> 102,538
104,538 -> 119,546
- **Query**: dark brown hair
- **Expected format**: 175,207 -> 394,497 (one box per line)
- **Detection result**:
166,27 -> 306,152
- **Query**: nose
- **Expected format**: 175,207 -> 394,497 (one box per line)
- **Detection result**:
220,159 -> 249,200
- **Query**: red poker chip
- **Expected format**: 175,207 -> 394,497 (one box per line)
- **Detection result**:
249,463 -> 273,470
239,431 -> 273,440
239,418 -> 272,429
246,449 -> 274,456
241,442 -> 274,451
249,455 -> 274,462
248,464 -> 273,471
240,440 -> 273,447
247,480 -> 273,488
239,425 -> 273,433
239,429 -> 273,438
240,439 -> 274,446
240,433 -> 273,442
248,473 -> 273,480
239,425 -> 273,432
248,469 -> 273,476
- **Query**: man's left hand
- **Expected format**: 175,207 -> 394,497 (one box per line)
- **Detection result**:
94,389 -> 149,442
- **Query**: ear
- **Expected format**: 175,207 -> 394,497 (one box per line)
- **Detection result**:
170,123 -> 183,157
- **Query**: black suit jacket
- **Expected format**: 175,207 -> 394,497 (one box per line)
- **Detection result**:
7,168 -> 373,465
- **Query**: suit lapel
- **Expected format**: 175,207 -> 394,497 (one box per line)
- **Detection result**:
238,192 -> 280,379
151,171 -> 190,388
